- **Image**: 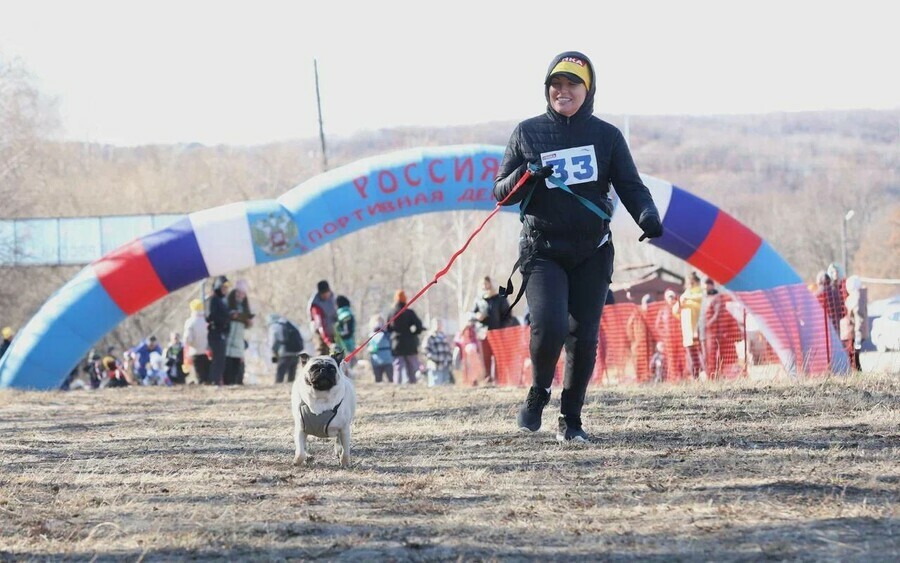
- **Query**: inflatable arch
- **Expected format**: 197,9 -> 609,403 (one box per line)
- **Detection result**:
0,144 -> 847,389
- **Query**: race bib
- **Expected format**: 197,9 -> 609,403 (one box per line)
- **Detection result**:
540,145 -> 598,189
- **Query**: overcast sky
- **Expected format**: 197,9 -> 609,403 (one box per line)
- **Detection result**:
1,0 -> 897,146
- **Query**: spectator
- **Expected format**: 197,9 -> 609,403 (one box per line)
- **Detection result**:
164,332 -> 187,385
0,326 -> 13,359
308,280 -> 338,355
183,298 -> 210,384
144,350 -> 171,386
129,336 -> 163,382
473,275 -> 513,330
844,275 -> 868,371
625,295 -> 654,383
224,279 -> 253,385
121,351 -> 136,384
828,262 -> 848,302
472,275 -> 514,381
101,355 -> 132,388
454,314 -> 485,386
386,290 -> 424,384
335,295 -> 357,363
424,318 -> 453,386
85,351 -> 104,389
651,342 -> 666,383
366,315 -> 393,383
268,313 -> 305,383
654,290 -> 686,381
207,276 -> 231,386
815,271 -> 845,332
104,346 -> 119,363
700,278 -> 730,379
94,347 -> 123,388
675,272 -> 704,380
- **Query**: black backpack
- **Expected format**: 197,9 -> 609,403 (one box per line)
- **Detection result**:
281,321 -> 304,353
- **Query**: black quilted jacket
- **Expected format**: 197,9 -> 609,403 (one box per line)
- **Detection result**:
493,51 -> 658,245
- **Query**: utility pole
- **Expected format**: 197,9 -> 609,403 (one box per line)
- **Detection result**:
314,58 -> 328,172
841,209 -> 855,271
314,59 -> 337,281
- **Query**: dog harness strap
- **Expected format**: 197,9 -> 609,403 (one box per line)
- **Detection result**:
323,400 -> 342,436
500,255 -> 529,321
299,400 -> 343,438
527,162 -> 612,221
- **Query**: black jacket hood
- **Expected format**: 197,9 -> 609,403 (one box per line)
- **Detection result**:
544,50 -> 596,122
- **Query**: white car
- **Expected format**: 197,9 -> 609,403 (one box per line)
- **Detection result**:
871,305 -> 900,352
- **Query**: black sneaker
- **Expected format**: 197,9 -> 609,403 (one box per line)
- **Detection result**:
556,416 -> 589,443
517,387 -> 551,432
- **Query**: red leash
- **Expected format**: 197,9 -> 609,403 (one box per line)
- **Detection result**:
344,169 -> 534,365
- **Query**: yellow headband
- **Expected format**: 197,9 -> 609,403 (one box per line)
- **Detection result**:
549,58 -> 591,91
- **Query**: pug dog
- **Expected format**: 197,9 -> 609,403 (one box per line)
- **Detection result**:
291,348 -> 357,468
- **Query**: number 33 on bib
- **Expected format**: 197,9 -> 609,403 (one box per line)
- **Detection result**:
540,145 -> 598,189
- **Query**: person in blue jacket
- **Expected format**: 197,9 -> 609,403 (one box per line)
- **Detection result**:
128,335 -> 162,382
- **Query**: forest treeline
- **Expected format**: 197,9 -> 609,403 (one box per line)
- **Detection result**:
1,55 -> 897,351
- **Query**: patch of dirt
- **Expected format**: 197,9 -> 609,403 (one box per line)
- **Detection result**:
0,374 -> 898,561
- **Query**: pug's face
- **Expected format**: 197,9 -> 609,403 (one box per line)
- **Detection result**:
300,354 -> 342,391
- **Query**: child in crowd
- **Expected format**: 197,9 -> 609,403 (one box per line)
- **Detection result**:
143,351 -> 172,386
164,332 -> 187,384
425,318 -> 453,387
101,356 -> 132,388
366,315 -> 393,383
651,342 -> 666,383
85,352 -> 104,389
335,295 -> 357,368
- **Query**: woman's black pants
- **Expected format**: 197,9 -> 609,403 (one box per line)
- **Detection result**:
524,242 -> 612,418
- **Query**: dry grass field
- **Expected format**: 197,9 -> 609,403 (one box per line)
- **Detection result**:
1,373 -> 898,562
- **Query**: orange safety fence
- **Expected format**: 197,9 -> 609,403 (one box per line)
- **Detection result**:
731,283 -> 846,375
480,297 -> 783,387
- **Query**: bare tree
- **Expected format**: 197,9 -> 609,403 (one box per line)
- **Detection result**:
0,54 -> 59,321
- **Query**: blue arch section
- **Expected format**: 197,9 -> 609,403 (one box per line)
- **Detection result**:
728,241 -> 802,292
0,144 -> 845,389
0,268 -> 126,389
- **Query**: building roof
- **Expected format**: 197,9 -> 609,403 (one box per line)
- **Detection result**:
610,264 -> 685,304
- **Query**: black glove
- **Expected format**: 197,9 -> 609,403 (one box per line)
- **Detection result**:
528,163 -> 554,181
638,212 -> 664,241
271,355 -> 278,364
